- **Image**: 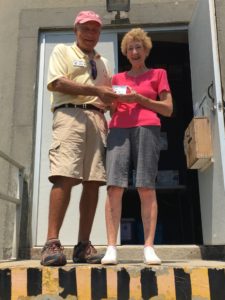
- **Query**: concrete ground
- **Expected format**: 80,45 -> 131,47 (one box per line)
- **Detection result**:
1,246 -> 225,299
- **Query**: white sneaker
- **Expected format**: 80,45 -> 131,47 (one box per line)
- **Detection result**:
101,246 -> 118,265
144,246 -> 161,265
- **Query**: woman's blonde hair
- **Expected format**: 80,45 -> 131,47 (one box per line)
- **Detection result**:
121,28 -> 152,56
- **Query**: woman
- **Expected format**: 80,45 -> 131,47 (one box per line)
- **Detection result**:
101,28 -> 173,265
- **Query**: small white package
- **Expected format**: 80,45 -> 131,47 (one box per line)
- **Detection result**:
112,85 -> 129,95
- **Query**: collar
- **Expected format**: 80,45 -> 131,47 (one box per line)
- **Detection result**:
71,43 -> 101,60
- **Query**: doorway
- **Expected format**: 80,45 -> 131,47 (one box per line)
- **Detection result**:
118,31 -> 203,245
33,0 -> 225,248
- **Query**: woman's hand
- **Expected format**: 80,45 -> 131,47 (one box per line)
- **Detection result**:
116,87 -> 138,103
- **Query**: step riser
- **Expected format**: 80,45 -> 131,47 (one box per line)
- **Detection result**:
0,266 -> 224,299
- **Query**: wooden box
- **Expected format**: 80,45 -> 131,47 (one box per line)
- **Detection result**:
184,117 -> 213,169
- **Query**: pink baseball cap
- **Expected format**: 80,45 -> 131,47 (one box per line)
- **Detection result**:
74,11 -> 102,26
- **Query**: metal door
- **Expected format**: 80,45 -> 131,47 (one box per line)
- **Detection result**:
32,31 -> 118,246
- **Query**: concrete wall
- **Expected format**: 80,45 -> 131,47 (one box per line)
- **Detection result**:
215,0 -> 225,102
3,0 -> 225,258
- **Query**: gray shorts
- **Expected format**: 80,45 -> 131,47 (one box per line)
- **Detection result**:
106,126 -> 161,188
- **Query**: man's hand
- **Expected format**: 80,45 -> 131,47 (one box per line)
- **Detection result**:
96,86 -> 119,105
50,78 -> 119,105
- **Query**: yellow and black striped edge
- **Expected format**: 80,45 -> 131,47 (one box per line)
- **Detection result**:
0,265 -> 225,299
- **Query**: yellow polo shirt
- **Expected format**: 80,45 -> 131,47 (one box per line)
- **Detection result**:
47,43 -> 112,111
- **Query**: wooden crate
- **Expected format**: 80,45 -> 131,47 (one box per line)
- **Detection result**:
184,117 -> 213,169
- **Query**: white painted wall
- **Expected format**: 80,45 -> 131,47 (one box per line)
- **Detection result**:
188,0 -> 225,244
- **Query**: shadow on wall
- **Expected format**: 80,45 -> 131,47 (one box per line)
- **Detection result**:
18,179 -> 31,259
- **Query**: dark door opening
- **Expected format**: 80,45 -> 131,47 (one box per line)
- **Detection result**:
118,31 -> 203,245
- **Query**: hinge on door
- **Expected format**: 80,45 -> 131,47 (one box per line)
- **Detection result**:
218,102 -> 223,111
207,81 -> 217,111
219,97 -> 225,112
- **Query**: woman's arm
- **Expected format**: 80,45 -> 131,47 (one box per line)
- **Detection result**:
118,90 -> 173,117
136,91 -> 173,117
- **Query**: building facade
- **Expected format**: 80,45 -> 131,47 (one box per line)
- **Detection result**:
0,0 -> 225,259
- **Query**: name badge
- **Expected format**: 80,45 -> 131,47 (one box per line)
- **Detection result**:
73,60 -> 86,67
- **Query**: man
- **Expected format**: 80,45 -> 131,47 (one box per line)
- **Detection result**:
41,10 -> 118,266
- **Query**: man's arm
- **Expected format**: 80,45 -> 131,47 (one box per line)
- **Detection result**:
51,77 -> 118,105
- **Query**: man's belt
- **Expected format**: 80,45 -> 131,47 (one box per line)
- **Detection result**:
54,103 -> 104,113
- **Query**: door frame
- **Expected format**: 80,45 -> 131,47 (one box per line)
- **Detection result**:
32,25 -> 188,246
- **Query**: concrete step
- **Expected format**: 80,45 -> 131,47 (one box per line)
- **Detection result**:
29,244 -> 225,261
1,259 -> 225,299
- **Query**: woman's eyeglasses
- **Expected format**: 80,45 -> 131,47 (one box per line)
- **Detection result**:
90,60 -> 97,80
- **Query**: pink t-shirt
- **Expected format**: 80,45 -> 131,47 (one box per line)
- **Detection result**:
109,68 -> 171,128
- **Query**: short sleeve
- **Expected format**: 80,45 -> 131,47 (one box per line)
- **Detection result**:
112,73 -> 119,85
47,44 -> 69,91
157,69 -> 171,94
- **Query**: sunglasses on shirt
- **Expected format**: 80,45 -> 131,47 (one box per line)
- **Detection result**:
89,59 -> 97,80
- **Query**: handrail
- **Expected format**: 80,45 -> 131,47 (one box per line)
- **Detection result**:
0,150 -> 24,170
0,192 -> 21,205
0,150 -> 24,205
0,149 -> 24,260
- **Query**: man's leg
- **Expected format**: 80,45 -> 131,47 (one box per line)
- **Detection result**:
47,176 -> 79,240
73,181 -> 103,263
41,176 -> 80,266
77,181 -> 101,242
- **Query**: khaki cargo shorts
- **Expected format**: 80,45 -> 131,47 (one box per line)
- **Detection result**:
49,107 -> 107,184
